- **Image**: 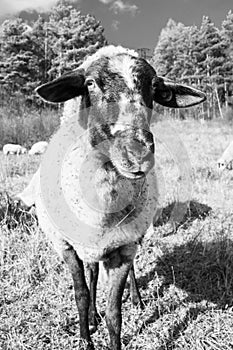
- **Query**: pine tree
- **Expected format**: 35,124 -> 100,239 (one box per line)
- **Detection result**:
171,25 -> 198,82
0,18 -> 31,93
221,11 -> 233,79
152,18 -> 180,77
0,1 -> 107,104
194,16 -> 226,85
221,10 -> 233,62
221,10 -> 233,106
152,19 -> 196,82
0,17 -> 52,103
47,1 -> 107,79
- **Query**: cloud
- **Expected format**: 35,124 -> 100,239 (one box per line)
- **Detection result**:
98,0 -> 114,4
0,0 -> 59,16
110,0 -> 138,16
111,19 -> 120,30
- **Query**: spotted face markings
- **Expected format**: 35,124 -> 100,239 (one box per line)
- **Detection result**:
84,54 -> 156,148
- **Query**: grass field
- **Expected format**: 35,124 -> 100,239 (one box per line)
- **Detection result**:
1,118 -> 233,349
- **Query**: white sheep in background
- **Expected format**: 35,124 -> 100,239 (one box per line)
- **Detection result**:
217,140 -> 233,170
28,141 -> 48,155
3,143 -> 27,156
18,45 -> 206,350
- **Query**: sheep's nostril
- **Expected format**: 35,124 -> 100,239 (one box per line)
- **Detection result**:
132,171 -> 145,178
143,140 -> 154,156
143,131 -> 155,154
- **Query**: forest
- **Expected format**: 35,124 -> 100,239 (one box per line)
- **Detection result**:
0,0 -> 233,144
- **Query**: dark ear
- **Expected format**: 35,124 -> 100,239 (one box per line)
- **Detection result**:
36,69 -> 86,103
153,77 -> 206,108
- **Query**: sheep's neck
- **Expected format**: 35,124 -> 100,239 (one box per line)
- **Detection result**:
89,163 -> 146,228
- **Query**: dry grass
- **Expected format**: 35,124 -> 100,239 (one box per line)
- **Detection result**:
1,118 -> 233,349
0,105 -> 60,148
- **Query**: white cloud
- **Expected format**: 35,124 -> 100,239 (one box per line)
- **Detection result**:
98,0 -> 138,16
98,0 -> 114,4
0,0 -> 58,16
111,19 -> 120,30
110,0 -> 138,16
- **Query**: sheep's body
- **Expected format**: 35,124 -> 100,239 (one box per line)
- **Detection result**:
22,45 -> 205,349
3,143 -> 27,155
19,163 -> 157,263
29,141 -> 48,155
36,136 -> 158,262
217,140 -> 233,170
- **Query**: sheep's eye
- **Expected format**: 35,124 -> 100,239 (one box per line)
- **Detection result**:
86,79 -> 96,88
160,89 -> 173,102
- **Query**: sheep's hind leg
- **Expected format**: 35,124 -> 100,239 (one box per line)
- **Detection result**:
87,262 -> 101,333
63,246 -> 94,350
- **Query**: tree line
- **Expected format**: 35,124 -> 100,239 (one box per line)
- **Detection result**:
152,13 -> 233,118
0,0 -> 106,108
0,1 -> 233,119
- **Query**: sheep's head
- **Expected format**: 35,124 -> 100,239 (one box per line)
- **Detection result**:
36,46 -> 206,180
217,158 -> 233,171
21,147 -> 27,154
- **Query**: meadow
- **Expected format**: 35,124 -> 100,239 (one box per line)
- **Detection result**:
1,118 -> 233,349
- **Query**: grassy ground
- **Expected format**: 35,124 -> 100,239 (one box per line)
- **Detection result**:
1,118 -> 233,349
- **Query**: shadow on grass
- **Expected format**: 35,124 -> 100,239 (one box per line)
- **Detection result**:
131,236 -> 233,349
154,199 -> 212,233
130,199 -> 213,297
155,238 -> 233,307
0,191 -> 37,230
136,236 -> 233,307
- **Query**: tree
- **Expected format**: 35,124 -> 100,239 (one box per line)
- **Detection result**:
193,16 -> 226,85
151,19 -> 196,81
0,1 -> 107,105
0,18 -> 33,94
152,19 -> 180,77
0,17 -> 53,104
171,25 -> 198,82
47,1 -> 107,79
221,10 -> 233,63
220,10 -> 233,106
151,16 -> 229,118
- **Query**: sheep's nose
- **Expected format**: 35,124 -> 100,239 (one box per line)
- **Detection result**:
217,162 -> 224,169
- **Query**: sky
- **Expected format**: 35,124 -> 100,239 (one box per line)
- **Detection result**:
0,0 -> 232,50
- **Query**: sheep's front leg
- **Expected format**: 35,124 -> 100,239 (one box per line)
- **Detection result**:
87,262 -> 100,333
63,247 -> 94,350
105,247 -> 136,350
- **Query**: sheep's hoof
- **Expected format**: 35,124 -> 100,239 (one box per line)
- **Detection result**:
89,311 -> 101,334
89,324 -> 97,334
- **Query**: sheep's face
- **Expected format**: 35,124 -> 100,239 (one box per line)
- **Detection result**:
21,147 -> 27,154
217,159 -> 233,171
36,46 -> 206,180
85,54 -> 156,178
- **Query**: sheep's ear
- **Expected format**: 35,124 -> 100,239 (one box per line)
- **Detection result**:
36,69 -> 86,103
153,77 -> 206,108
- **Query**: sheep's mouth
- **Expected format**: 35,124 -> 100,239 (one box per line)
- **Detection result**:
117,168 -> 145,179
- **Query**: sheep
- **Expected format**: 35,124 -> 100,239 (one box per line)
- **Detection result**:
217,140 -> 233,170
3,143 -> 27,155
16,166 -> 144,312
21,45 -> 206,349
28,141 -> 48,155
